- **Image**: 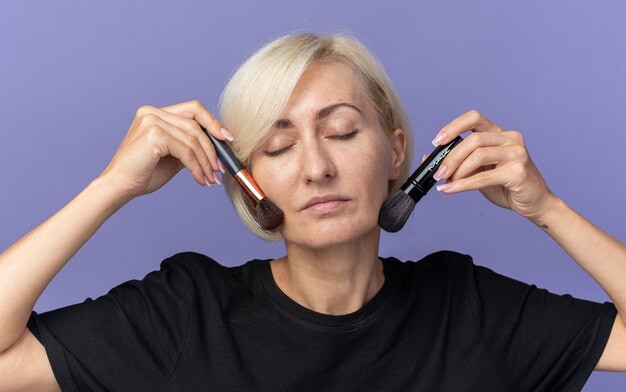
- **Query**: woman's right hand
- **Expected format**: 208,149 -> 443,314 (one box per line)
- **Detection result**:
99,100 -> 234,200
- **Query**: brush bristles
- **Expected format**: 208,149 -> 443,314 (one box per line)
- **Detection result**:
256,198 -> 284,230
378,191 -> 417,233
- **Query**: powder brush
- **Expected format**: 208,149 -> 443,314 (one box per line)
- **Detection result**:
379,135 -> 463,232
201,127 -> 284,230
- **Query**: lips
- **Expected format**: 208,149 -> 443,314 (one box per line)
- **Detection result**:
301,195 -> 350,211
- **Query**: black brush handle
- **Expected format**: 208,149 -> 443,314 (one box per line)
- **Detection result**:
402,135 -> 463,200
201,127 -> 244,176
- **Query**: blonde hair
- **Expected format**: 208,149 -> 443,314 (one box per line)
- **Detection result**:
219,32 -> 414,241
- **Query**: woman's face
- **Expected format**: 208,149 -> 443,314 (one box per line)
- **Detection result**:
250,61 -> 405,249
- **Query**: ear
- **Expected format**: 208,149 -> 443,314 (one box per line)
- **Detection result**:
388,128 -> 406,180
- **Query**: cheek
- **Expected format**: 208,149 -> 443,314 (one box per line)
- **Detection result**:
342,142 -> 392,198
250,160 -> 297,206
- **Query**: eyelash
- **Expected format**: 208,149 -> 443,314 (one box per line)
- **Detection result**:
263,129 -> 358,157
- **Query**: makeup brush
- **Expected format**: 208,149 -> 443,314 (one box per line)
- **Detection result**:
201,127 -> 284,230
378,135 -> 464,232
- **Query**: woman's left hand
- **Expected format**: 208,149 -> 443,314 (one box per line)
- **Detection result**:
429,110 -> 558,221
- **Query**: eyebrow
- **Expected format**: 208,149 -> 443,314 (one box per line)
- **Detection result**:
272,102 -> 362,129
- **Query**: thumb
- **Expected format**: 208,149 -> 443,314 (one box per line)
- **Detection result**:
421,153 -> 429,163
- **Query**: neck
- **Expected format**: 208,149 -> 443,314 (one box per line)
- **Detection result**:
270,228 -> 384,315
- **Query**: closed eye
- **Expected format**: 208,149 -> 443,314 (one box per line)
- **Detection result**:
263,129 -> 358,157
328,129 -> 358,140
263,145 -> 293,157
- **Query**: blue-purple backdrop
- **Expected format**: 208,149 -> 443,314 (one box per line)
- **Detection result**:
1,1 -> 624,389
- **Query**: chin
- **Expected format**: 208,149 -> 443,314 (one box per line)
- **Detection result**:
281,214 -> 380,249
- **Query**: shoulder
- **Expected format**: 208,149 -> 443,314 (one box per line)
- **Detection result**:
386,249 -> 476,274
159,251 -> 225,274
157,251 -> 261,293
382,250 -> 479,293
419,249 -> 474,265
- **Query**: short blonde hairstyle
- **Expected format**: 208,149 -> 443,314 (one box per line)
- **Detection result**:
219,32 -> 414,241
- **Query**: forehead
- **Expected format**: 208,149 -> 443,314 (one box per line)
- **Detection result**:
281,61 -> 369,115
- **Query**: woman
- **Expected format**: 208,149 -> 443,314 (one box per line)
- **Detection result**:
1,33 -> 625,391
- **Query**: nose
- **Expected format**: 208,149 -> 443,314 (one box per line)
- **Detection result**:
300,139 -> 336,184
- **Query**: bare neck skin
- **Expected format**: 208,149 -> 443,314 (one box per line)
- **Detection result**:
270,226 -> 384,316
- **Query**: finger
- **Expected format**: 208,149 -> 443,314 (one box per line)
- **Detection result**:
152,127 -> 210,186
448,145 -> 526,182
434,131 -> 522,181
143,114 -> 219,184
421,153 -> 429,163
436,164 -> 513,194
137,106 -> 222,174
432,109 -> 503,146
160,100 -> 234,142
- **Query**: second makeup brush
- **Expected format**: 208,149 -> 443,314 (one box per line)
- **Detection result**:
378,135 -> 463,232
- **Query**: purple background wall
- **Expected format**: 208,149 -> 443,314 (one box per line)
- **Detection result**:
1,1 -> 624,389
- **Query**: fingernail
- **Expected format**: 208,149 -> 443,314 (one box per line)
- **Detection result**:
433,165 -> 447,181
432,131 -> 447,146
217,160 -> 226,174
220,128 -> 235,142
204,176 -> 212,187
213,172 -> 222,185
436,183 -> 452,192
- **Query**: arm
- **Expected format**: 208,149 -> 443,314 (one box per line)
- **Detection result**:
0,176 -> 128,353
0,99 -> 226,353
528,195 -> 626,371
530,196 -> 626,318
